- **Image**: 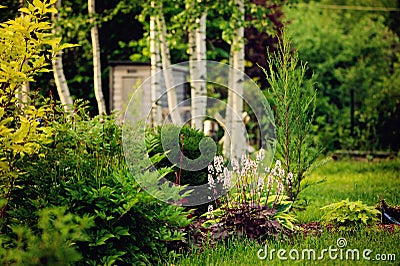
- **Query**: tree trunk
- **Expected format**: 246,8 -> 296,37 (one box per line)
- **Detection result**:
52,0 -> 73,112
16,0 -> 29,104
188,25 -> 198,127
89,0 -> 106,115
156,5 -> 182,124
150,4 -> 162,127
190,11 -> 207,130
229,0 -> 246,159
223,53 -> 234,157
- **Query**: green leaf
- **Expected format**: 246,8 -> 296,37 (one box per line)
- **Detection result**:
90,233 -> 116,246
59,43 -> 80,50
46,7 -> 58,14
0,160 -> 9,171
18,7 -> 30,14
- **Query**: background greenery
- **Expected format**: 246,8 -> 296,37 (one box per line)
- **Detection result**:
4,0 -> 398,152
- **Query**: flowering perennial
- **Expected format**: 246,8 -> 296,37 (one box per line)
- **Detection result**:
207,149 -> 294,209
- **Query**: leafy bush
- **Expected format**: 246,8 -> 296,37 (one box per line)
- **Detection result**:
320,199 -> 380,229
0,207 -> 93,266
201,150 -> 296,243
0,0 -> 73,220
6,104 -> 193,265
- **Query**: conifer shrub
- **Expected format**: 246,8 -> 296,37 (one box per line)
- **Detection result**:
147,124 -> 217,187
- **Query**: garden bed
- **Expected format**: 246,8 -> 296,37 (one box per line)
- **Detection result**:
167,158 -> 400,265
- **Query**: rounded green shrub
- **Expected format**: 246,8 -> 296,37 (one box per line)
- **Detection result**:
147,124 -> 219,186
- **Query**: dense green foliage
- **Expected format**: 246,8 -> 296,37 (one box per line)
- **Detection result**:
2,102 -> 193,265
0,207 -> 93,265
286,0 -> 400,151
0,0 -> 72,219
1,1 -> 399,264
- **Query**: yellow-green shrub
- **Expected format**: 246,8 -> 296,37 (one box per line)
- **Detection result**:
0,0 -> 75,218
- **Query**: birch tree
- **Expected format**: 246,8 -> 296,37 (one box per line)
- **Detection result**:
223,52 -> 234,156
222,0 -> 246,159
52,0 -> 73,111
155,1 -> 182,124
230,0 -> 246,159
15,0 -> 29,104
150,1 -> 162,127
88,0 -> 106,115
187,0 -> 207,130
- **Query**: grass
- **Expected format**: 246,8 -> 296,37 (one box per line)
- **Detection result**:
168,230 -> 398,265
167,158 -> 400,265
295,158 -> 400,223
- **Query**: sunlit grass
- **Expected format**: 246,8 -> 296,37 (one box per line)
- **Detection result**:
296,158 -> 400,223
168,229 -> 398,265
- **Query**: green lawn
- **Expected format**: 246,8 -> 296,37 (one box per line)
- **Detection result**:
295,158 -> 400,223
167,158 -> 400,265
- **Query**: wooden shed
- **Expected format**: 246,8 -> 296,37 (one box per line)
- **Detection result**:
109,61 -> 190,121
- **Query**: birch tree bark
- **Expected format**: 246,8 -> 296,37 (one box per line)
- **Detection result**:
52,0 -> 73,111
190,8 -> 207,130
223,53 -> 234,156
156,3 -> 182,124
16,0 -> 29,104
150,2 -> 162,127
188,22 -> 198,126
228,0 -> 246,159
88,0 -> 106,115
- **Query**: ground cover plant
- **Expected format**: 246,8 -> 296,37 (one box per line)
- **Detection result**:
168,158 -> 400,265
320,198 -> 380,229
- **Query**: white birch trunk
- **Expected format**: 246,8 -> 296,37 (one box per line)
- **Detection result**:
16,0 -> 29,104
150,6 -> 162,127
52,0 -> 73,112
16,83 -> 29,104
190,11 -> 207,130
156,7 -> 182,124
223,53 -> 234,157
89,0 -> 106,115
229,0 -> 246,159
188,27 -> 199,127
52,55 -> 73,109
